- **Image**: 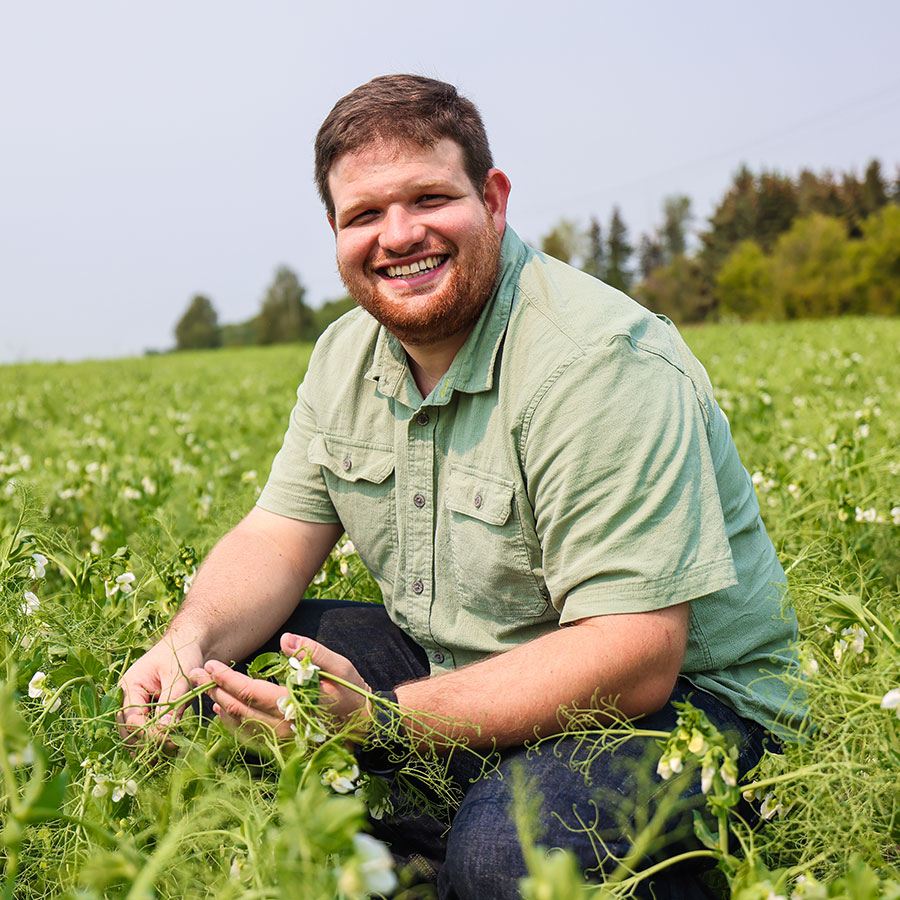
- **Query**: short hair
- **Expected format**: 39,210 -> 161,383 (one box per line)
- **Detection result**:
314,74 -> 494,217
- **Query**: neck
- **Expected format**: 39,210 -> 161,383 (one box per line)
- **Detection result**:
403,328 -> 473,399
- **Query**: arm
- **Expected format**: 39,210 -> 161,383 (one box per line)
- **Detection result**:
393,602 -> 690,748
117,506 -> 342,741
197,601 -> 689,750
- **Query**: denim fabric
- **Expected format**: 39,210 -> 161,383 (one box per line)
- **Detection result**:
256,599 -> 770,900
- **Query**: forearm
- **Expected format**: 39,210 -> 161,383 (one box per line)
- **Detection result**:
393,605 -> 688,749
164,508 -> 342,663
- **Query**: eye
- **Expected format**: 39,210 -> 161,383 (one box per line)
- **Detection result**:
348,209 -> 379,226
417,194 -> 450,207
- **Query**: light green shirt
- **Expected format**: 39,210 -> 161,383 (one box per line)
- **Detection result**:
258,227 -> 800,735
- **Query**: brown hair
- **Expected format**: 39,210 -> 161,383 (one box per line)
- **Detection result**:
314,74 -> 494,217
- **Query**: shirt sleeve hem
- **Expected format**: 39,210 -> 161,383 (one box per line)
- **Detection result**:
557,560 -> 738,624
255,491 -> 341,524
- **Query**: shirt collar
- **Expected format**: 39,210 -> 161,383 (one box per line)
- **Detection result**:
364,226 -> 530,407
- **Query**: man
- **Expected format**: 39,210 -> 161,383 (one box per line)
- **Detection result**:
119,75 -> 800,898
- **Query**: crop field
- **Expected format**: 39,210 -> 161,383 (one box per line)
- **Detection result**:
1,316 -> 899,899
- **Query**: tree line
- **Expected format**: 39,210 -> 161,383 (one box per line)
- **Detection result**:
540,158 -> 900,323
175,158 -> 900,350
174,267 -> 355,351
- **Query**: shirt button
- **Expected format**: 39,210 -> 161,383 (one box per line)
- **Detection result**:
412,578 -> 424,594
416,412 -> 430,426
432,651 -> 445,664
473,493 -> 483,509
342,457 -> 352,472
413,493 -> 426,508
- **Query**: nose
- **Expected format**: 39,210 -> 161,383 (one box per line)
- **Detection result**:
378,205 -> 426,255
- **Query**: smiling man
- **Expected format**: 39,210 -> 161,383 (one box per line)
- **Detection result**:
119,75 -> 801,898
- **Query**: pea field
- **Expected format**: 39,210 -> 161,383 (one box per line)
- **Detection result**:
1,316 -> 899,899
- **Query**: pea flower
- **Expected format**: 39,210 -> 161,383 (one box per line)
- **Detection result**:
28,671 -> 62,713
29,553 -> 48,579
321,762 -> 360,794
287,653 -> 320,685
111,778 -> 138,802
833,624 -> 866,662
21,591 -> 40,615
759,791 -> 783,820
8,744 -> 36,767
337,833 -> 397,899
276,695 -> 298,720
881,688 -> 900,719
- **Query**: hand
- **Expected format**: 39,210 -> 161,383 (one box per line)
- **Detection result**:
117,637 -> 205,747
189,633 -> 372,740
281,632 -> 371,722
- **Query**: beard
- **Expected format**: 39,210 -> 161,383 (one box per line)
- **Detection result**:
337,211 -> 502,347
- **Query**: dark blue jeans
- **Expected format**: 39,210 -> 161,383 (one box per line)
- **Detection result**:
259,599 -> 770,900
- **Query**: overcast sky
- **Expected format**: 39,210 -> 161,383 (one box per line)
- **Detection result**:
2,1 -> 898,364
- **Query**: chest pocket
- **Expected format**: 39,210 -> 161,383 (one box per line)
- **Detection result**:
308,433 -> 396,587
445,465 -> 549,617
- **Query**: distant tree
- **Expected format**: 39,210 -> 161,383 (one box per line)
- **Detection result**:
314,296 -> 357,334
637,233 -> 665,280
605,206 -> 633,292
540,218 -> 584,265
855,204 -> 900,315
861,159 -> 889,217
582,217 -> 606,280
634,255 -> 711,323
256,266 -> 316,345
715,241 -> 774,320
661,195 -> 692,260
221,317 -> 259,347
771,214 -> 856,318
174,294 -> 221,350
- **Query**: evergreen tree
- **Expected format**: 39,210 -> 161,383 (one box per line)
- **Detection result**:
637,233 -> 665,280
256,266 -> 315,345
661,195 -> 692,260
605,206 -> 633,292
540,218 -> 583,265
582,217 -> 606,279
174,294 -> 221,350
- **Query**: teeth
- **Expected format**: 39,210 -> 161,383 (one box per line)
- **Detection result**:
385,255 -> 445,278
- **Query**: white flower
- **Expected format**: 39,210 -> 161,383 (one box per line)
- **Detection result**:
120,486 -> 142,501
687,732 -> 706,755
111,778 -> 138,802
9,744 -> 36,767
312,569 -> 327,585
141,476 -> 157,496
240,469 -> 258,483
322,764 -> 359,794
759,792 -> 783,820
21,590 -> 40,615
29,553 -> 48,579
339,559 -> 350,576
833,624 -> 866,662
287,654 -> 320,685
115,572 -> 136,594
701,763 -> 715,795
881,688 -> 900,718
892,507 -> 900,526
337,833 -> 398,899
276,695 -> 298,720
339,538 -> 356,556
91,776 -> 109,798
28,670 -> 48,698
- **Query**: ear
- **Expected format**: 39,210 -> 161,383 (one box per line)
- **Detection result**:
482,168 -> 511,236
327,214 -> 336,235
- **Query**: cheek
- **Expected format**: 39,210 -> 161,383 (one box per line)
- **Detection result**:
336,233 -> 370,271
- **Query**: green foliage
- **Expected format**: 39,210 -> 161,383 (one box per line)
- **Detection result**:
3,318 -> 900,896
256,265 -> 316,345
605,206 -> 633,292
540,218 -> 585,265
855,205 -> 900,315
716,240 -> 774,320
174,294 -> 221,351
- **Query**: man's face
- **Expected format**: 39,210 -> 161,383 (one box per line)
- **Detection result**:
328,138 -> 509,347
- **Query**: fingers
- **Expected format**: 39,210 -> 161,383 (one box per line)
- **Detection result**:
190,661 -> 290,735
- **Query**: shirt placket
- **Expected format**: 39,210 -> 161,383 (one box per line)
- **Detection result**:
398,404 -> 447,666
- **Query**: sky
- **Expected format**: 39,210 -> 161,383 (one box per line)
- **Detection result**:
2,1 -> 899,365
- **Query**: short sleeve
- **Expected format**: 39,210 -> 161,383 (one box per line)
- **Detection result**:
256,378 -> 341,524
522,337 -> 738,623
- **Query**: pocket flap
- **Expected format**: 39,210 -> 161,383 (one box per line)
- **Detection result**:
445,466 -> 514,526
308,433 -> 395,484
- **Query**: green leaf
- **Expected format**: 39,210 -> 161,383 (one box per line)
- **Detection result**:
24,771 -> 68,822
692,810 -> 718,850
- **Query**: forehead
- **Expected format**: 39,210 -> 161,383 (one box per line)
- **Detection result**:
328,138 -> 471,208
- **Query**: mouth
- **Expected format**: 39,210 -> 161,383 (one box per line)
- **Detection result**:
377,254 -> 449,281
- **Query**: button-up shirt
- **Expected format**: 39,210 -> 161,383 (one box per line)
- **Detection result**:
258,227 -> 800,735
